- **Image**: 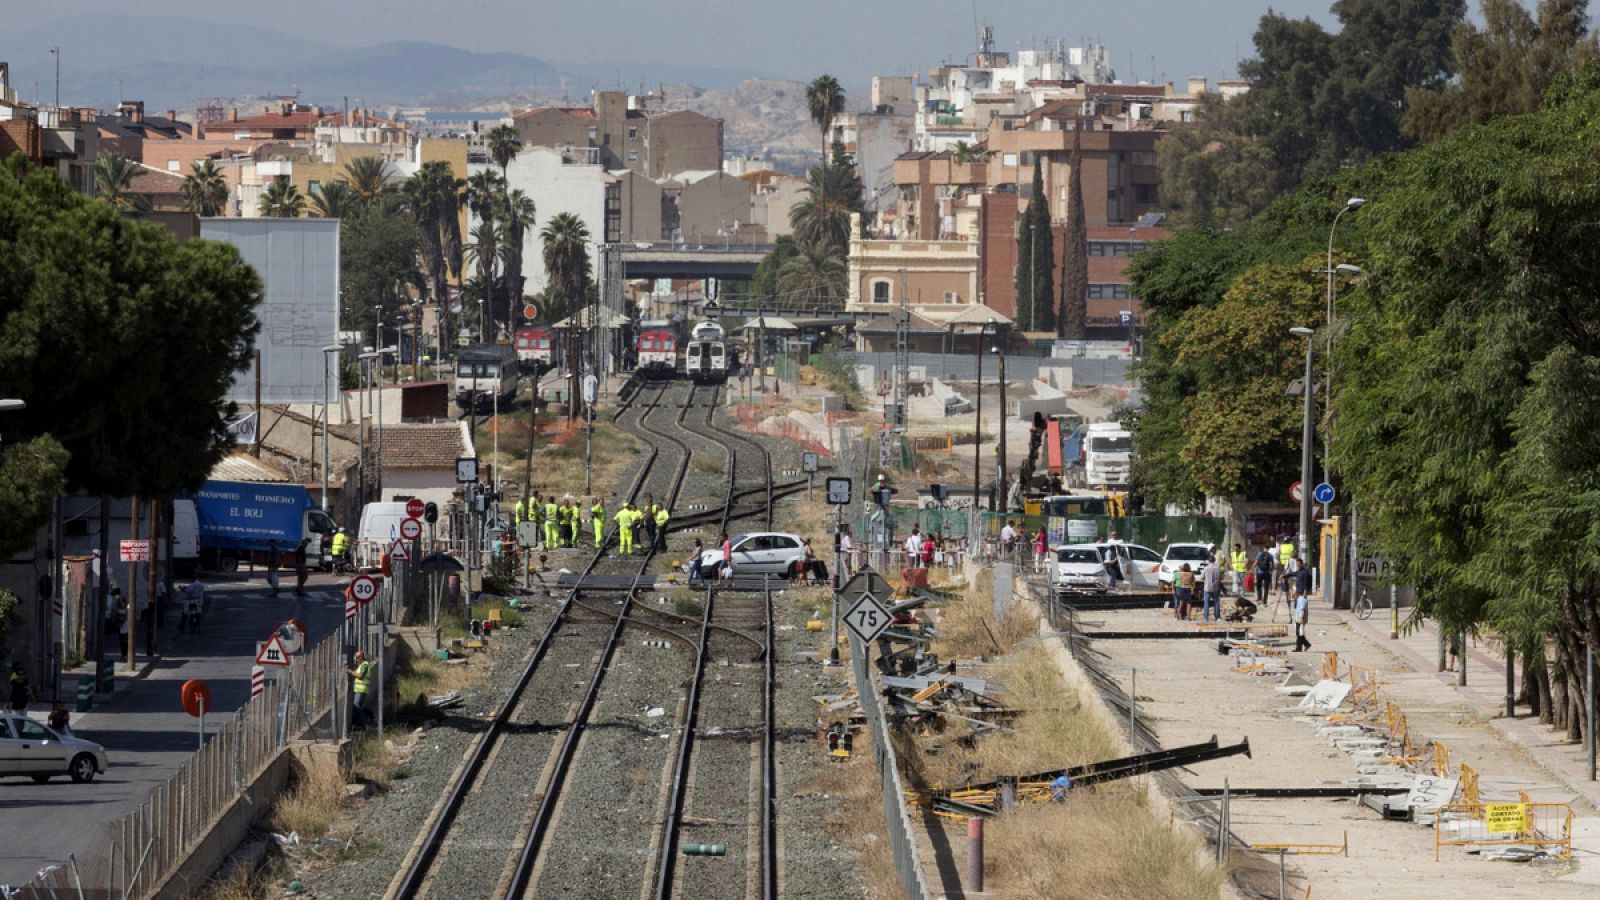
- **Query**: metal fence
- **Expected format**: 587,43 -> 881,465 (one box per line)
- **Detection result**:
848,632 -> 934,900
11,610 -> 363,900
1434,802 -> 1573,861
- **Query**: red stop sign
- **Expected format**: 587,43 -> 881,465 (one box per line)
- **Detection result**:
405,497 -> 425,519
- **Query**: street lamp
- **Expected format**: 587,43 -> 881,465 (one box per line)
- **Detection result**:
1323,198 -> 1364,469
972,322 -> 995,512
321,345 -> 341,512
991,340 -> 1008,513
1290,326 -> 1315,564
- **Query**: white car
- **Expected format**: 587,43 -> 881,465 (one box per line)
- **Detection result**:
1097,541 -> 1164,590
0,714 -> 109,783
1053,544 -> 1112,590
1157,542 -> 1216,587
691,532 -> 809,576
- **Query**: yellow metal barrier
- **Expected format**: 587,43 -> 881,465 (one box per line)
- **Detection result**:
1251,831 -> 1349,857
1321,651 -> 1340,682
1434,802 -> 1572,861
1433,740 -> 1450,778
1459,763 -> 1479,806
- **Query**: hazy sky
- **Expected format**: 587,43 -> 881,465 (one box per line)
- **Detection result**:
9,0 -> 1353,86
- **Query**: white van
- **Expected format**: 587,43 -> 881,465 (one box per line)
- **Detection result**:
357,502 -> 412,565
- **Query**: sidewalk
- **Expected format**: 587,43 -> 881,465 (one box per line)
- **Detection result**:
1331,592 -> 1600,812
0,575 -> 348,889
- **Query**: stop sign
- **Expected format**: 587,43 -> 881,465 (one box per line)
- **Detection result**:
405,497 -> 425,519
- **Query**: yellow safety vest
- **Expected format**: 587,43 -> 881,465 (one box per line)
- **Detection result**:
331,533 -> 348,556
545,503 -> 558,522
615,509 -> 633,526
1278,543 -> 1294,565
592,503 -> 605,521
353,661 -> 371,694
515,500 -> 526,522
655,508 -> 669,528
1230,551 -> 1247,573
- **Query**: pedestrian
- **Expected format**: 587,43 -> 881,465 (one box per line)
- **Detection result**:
544,495 -> 560,549
839,528 -> 854,576
1229,543 -> 1247,596
48,701 -> 71,735
1292,560 -> 1313,651
688,538 -> 706,585
514,496 -> 527,526
1101,541 -> 1122,588
654,503 -> 670,551
720,531 -> 733,581
117,591 -> 130,661
904,526 -> 923,570
1201,555 -> 1223,622
347,650 -> 373,728
1279,551 -> 1298,607
1033,526 -> 1049,573
293,538 -> 309,596
921,532 -> 935,569
614,502 -> 637,555
642,495 -> 658,549
8,665 -> 34,713
266,539 -> 281,596
591,497 -> 606,547
1174,563 -> 1195,620
180,580 -> 205,634
1000,520 -> 1018,559
1253,544 -> 1274,608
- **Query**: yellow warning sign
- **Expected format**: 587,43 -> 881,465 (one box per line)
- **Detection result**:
1484,803 -> 1528,835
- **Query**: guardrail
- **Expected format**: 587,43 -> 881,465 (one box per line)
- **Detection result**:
847,632 -> 934,900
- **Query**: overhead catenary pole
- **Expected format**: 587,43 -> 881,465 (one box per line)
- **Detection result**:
1291,327 -> 1315,561
997,336 -> 1008,512
252,349 -> 262,458
146,499 -> 159,658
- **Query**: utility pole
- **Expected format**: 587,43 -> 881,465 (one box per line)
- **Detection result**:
997,337 -> 1008,511
50,48 -> 59,110
893,268 -> 909,433
252,350 -> 262,458
127,498 -> 139,673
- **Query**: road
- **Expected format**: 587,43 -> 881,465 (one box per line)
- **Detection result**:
0,574 -> 348,890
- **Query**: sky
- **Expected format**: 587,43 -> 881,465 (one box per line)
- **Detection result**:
6,0 -> 1350,87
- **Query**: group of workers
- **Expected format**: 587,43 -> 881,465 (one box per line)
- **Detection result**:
512,493 -> 670,556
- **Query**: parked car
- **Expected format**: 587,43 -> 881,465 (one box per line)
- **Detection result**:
1098,541 -> 1164,590
1053,544 -> 1112,590
0,715 -> 109,783
690,532 -> 808,576
1157,542 -> 1216,588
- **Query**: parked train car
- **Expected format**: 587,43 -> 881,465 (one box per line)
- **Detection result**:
455,343 -> 521,412
684,320 -> 728,384
513,325 -> 555,373
636,318 -> 680,379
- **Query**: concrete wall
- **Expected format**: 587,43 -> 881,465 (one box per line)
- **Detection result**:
613,170 -> 664,242
854,112 -> 914,213
488,148 -> 607,297
646,109 -> 722,179
151,749 -> 295,900
380,469 -> 461,534
675,172 -> 752,243
514,108 -> 591,155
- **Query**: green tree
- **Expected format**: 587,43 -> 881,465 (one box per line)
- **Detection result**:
343,156 -> 392,209
723,235 -> 800,307
0,155 -> 261,501
1155,94 -> 1276,226
789,163 -> 865,252
1060,128 -> 1088,339
540,212 -> 591,321
498,189 -> 536,325
1014,156 -> 1054,333
805,75 -> 846,167
464,219 -> 501,341
777,240 -> 847,308
339,201 -> 421,334
1403,0 -> 1599,140
485,124 -> 522,180
179,159 -> 228,217
401,161 -> 465,342
309,180 -> 357,219
94,151 -> 148,212
258,179 -> 305,217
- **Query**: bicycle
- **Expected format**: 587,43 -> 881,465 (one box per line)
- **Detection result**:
1353,584 -> 1375,620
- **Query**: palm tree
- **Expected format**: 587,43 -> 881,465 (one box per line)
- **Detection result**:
789,164 -> 866,252
498,189 -> 537,329
95,152 -> 149,212
805,75 -> 846,167
464,170 -> 506,226
309,180 -> 358,219
401,160 -> 466,349
179,158 -> 228,216
485,124 -> 522,180
344,156 -> 391,209
777,239 -> 847,309
465,219 -> 501,341
540,213 -> 591,321
258,179 -> 306,217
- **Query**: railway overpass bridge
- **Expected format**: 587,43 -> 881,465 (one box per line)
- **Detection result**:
608,242 -> 770,281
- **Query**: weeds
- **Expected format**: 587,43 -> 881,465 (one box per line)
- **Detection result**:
270,756 -> 347,839
929,589 -> 1039,660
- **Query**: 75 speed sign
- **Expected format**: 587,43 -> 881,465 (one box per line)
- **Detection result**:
843,592 -> 892,643
349,574 -> 379,606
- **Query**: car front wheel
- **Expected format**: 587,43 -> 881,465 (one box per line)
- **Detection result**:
69,753 -> 98,784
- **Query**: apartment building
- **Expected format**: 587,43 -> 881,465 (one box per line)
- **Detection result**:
512,91 -> 722,180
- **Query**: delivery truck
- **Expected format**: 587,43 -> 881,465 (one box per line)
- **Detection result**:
194,481 -> 339,573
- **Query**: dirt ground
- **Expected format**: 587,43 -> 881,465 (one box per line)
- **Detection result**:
1076,602 -> 1600,899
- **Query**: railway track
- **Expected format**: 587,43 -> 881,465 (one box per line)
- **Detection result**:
389,378 -> 782,900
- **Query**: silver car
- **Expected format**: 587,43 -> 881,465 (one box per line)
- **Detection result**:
692,532 -> 809,576
0,714 -> 109,783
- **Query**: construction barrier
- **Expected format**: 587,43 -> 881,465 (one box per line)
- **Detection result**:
1434,802 -> 1573,861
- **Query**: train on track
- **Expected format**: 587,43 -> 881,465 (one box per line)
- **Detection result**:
512,325 -> 555,373
684,320 -> 730,384
454,343 -> 521,412
636,318 -> 679,379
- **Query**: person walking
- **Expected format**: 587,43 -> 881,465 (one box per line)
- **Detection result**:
1101,541 -> 1123,589
347,650 -> 373,728
1229,543 -> 1247,596
1033,526 -> 1049,573
1253,544 -> 1274,608
266,539 -> 282,596
48,701 -> 71,735
839,529 -> 854,576
904,526 -> 923,570
591,497 -> 606,548
514,496 -> 527,527
180,580 -> 206,634
8,665 -> 34,714
293,538 -> 310,596
1174,563 -> 1195,621
331,528 -> 349,570
1200,555 -> 1223,622
719,531 -> 733,581
1000,520 -> 1018,561
688,538 -> 706,585
1292,560 -> 1313,651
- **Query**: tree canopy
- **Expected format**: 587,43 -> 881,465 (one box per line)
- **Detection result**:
0,155 -> 262,535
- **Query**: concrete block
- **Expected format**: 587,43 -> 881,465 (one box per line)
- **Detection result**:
821,394 -> 846,413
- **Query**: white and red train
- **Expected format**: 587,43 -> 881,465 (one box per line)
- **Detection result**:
636,319 -> 679,378
513,325 -> 555,372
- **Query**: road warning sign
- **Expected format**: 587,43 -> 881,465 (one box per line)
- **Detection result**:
255,634 -> 293,667
1484,803 -> 1529,835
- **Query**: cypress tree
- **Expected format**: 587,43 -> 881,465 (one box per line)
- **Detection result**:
1060,125 -> 1088,338
1014,156 -> 1055,332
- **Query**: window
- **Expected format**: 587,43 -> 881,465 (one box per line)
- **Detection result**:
1131,151 -> 1157,167
16,719 -> 51,740
308,180 -> 321,196
167,159 -> 180,172
943,291 -> 960,303
1130,546 -> 1162,563
1089,242 -> 1106,256
1002,153 -> 1018,167
872,281 -> 892,303
1019,150 -> 1034,166
1058,548 -> 1100,563
1087,284 -> 1128,299
627,126 -> 638,139
587,125 -> 598,141
1134,184 -> 1157,204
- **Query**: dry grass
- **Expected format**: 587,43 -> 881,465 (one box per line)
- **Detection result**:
269,755 -> 347,839
928,589 -> 1039,660
981,786 -> 1225,900
350,730 -> 407,784
809,726 -> 903,899
393,651 -> 482,712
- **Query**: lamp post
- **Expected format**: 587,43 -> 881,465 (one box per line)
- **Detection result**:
1290,327 -> 1315,564
971,322 -> 994,512
359,349 -> 382,504
321,345 -> 341,512
992,338 -> 1008,512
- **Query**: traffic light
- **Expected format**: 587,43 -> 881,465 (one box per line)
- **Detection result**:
424,502 -> 439,524
873,486 -> 895,508
930,483 -> 949,505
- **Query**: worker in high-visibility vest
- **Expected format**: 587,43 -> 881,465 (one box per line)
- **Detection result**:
641,496 -> 658,549
514,497 -> 527,524
615,502 -> 638,554
653,504 -> 670,551
1278,541 -> 1294,567
561,500 -> 577,547
346,650 -> 372,728
591,498 -> 606,547
330,528 -> 349,566
1229,544 -> 1247,596
544,496 -> 560,549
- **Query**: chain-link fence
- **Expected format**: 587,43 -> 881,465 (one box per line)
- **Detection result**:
849,632 -> 934,900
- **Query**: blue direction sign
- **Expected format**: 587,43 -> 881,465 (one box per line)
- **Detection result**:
1312,482 -> 1336,504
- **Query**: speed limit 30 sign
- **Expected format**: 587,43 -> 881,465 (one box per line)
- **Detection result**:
349,574 -> 379,605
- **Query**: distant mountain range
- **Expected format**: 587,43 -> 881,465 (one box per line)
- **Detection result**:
0,14 -> 780,109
